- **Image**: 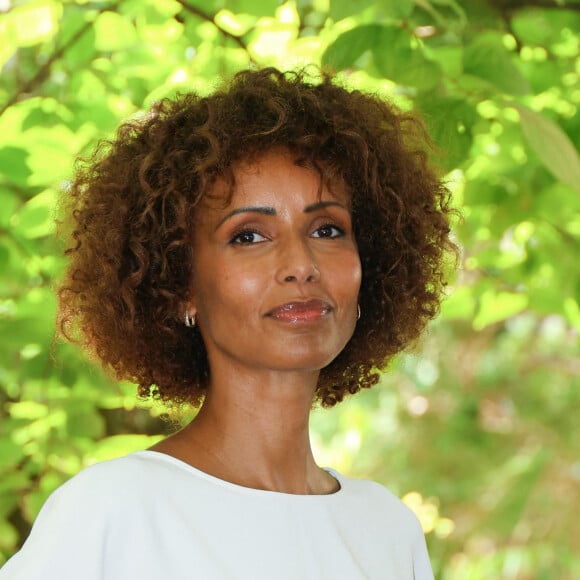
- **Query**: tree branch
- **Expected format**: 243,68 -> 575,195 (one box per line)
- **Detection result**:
496,0 -> 580,12
0,3 -> 121,118
175,0 -> 254,59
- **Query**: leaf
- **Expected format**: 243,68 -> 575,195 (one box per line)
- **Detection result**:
0,439 -> 24,470
329,0 -> 375,21
0,520 -> 18,550
377,0 -> 414,19
12,189 -> 56,240
473,290 -> 529,330
374,26 -> 441,88
322,24 -> 383,71
7,401 -> 48,420
324,24 -> 441,89
515,105 -> 580,192
6,1 -> 61,48
225,0 -> 280,17
415,96 -> 477,170
440,286 -> 476,320
86,435 -> 164,463
0,13 -> 18,70
65,402 -> 105,439
463,32 -> 530,96
94,11 -> 138,52
0,147 -> 32,187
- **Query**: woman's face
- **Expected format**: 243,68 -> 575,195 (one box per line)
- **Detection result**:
188,150 -> 361,376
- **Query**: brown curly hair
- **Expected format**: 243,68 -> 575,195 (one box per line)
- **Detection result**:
58,67 -> 455,408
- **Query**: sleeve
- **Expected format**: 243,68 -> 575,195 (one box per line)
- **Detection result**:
0,468 -> 113,580
410,517 -> 435,580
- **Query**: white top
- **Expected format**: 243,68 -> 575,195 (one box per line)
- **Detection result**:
1,451 -> 433,580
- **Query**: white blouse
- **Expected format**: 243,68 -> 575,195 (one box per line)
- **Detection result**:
1,450 -> 433,579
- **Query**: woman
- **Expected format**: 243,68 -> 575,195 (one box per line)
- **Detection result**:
1,68 -> 454,579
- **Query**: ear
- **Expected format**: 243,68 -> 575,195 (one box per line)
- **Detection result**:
181,271 -> 200,323
180,294 -> 197,325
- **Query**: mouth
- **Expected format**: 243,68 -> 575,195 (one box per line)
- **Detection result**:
266,299 -> 333,323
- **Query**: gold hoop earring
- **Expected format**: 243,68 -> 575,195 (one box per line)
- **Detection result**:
184,312 -> 196,328
357,304 -> 361,321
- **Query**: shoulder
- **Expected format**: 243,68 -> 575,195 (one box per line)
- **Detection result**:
30,452 -> 164,529
331,470 -> 425,536
0,452 -> 179,580
40,451 -> 158,507
328,471 -> 434,579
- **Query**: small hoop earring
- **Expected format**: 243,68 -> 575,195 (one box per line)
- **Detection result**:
184,312 -> 196,328
357,304 -> 361,321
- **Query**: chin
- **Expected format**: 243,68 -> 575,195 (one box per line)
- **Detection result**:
270,344 -> 346,372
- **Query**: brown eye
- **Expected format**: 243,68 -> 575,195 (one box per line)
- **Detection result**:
229,229 -> 267,245
312,224 -> 345,239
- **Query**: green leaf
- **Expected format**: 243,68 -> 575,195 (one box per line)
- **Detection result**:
441,286 -> 476,320
428,45 -> 463,78
65,402 -> 105,439
329,0 -> 375,21
322,24 -> 383,71
377,0 -> 414,19
86,435 -> 164,463
225,0 -> 280,17
0,519 -> 18,550
473,290 -> 529,330
0,12 -> 18,70
0,147 -> 32,187
463,32 -> 531,96
390,50 -> 441,90
515,105 -> 580,192
11,189 -> 56,239
94,11 -> 138,52
324,24 -> 441,89
0,440 -> 24,470
6,1 -> 61,48
416,96 -> 477,170
7,401 -> 48,420
373,26 -> 441,88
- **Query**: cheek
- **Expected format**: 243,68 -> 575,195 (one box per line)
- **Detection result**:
219,265 -> 268,307
339,251 -> 362,297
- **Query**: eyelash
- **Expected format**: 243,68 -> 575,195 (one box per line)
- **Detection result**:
228,223 -> 346,246
312,223 -> 345,239
229,228 -> 266,245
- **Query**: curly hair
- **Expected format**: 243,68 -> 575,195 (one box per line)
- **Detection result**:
58,67 -> 455,408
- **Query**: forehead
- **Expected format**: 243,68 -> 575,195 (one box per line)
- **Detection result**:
203,150 -> 351,211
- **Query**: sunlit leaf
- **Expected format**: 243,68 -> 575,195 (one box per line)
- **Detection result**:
7,401 -> 48,420
515,105 -> 580,192
7,1 -> 61,47
473,290 -> 529,330
86,435 -> 164,463
94,11 -> 138,52
0,148 -> 32,187
225,0 -> 280,17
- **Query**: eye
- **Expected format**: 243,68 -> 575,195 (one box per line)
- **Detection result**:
311,223 -> 345,239
229,229 -> 267,245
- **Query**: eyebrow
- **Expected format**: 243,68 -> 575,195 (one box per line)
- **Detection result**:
304,201 -> 348,213
216,200 -> 348,229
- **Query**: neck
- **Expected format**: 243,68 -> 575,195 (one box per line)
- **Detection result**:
153,366 -> 338,495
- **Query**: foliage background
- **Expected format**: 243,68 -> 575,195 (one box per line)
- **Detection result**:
0,0 -> 579,577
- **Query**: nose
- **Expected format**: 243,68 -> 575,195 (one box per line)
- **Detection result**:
276,238 -> 320,284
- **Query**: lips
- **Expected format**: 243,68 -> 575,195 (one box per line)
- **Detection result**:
266,299 -> 332,323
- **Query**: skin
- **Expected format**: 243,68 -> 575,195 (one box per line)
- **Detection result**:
152,150 -> 361,495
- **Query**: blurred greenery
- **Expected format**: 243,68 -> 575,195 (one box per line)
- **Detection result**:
0,0 -> 579,577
